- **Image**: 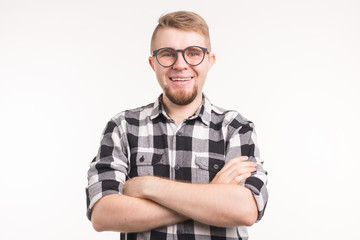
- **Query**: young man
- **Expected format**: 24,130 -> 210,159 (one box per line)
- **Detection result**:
86,11 -> 268,240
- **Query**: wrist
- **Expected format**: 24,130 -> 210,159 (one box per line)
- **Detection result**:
141,176 -> 162,200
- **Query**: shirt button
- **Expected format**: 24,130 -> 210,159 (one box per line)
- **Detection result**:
177,230 -> 183,234
177,132 -> 182,136
174,164 -> 180,170
213,164 -> 219,170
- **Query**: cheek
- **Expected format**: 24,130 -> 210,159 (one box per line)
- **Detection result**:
154,65 -> 164,76
196,68 -> 209,86
154,68 -> 168,85
194,65 -> 209,78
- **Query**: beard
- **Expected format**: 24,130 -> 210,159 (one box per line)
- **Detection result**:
164,85 -> 198,106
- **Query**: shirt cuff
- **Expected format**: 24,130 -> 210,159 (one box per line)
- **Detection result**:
244,176 -> 268,222
86,180 -> 124,220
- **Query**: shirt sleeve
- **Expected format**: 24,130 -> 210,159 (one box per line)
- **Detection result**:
225,113 -> 268,222
85,118 -> 129,220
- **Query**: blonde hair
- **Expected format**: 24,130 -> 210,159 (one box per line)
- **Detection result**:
150,11 -> 211,52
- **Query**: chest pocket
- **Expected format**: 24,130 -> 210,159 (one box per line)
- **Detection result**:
128,149 -> 167,178
194,154 -> 225,183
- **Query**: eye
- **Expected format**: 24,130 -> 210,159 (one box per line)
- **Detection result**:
189,52 -> 200,56
164,53 -> 175,57
186,47 -> 202,57
158,49 -> 176,58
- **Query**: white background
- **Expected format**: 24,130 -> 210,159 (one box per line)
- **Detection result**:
1,0 -> 359,239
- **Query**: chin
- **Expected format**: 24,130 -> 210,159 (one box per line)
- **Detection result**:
165,90 -> 198,106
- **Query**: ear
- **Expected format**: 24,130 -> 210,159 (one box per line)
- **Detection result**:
208,53 -> 215,70
148,56 -> 155,71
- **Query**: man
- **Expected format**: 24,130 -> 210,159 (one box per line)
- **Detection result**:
86,11 -> 268,240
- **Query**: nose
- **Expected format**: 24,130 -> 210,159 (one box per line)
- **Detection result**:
172,51 -> 188,70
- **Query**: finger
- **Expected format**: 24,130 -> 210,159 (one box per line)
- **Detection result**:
225,166 -> 256,181
220,156 -> 249,173
234,172 -> 252,184
222,161 -> 257,176
214,165 -> 256,184
211,157 -> 256,184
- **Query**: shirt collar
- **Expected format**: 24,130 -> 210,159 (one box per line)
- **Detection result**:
150,95 -> 164,120
188,94 -> 211,126
150,94 -> 212,126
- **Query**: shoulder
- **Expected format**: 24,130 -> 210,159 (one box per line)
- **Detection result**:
210,103 -> 253,129
109,102 -> 156,126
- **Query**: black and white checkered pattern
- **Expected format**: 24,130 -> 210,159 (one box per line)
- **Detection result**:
86,94 -> 268,240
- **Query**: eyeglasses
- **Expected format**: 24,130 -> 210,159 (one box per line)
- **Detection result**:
152,46 -> 208,67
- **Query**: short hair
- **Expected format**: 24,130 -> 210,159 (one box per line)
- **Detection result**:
150,11 -> 211,52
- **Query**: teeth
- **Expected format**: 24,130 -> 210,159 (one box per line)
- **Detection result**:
171,78 -> 191,81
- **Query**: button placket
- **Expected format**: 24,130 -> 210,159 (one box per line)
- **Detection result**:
174,164 -> 180,170
168,122 -> 178,181
176,124 -> 185,136
174,124 -> 185,177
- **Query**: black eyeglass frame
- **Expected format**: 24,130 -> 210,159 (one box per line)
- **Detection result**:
152,46 -> 208,67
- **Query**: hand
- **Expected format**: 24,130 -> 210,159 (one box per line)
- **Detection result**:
123,176 -> 153,198
211,156 -> 257,185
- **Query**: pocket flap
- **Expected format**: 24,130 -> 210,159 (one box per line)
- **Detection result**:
130,150 -> 164,166
195,156 -> 225,173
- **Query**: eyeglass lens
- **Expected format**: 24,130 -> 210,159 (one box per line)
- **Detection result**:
156,46 -> 205,67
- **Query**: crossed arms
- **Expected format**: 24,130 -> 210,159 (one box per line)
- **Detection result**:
91,156 -> 258,233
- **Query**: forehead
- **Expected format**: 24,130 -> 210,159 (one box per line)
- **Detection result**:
153,27 -> 207,50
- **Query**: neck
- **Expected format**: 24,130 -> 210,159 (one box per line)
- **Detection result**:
162,94 -> 203,125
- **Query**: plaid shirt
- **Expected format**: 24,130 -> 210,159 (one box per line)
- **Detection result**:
86,94 -> 268,240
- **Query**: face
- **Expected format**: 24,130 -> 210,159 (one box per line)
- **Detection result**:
149,28 -> 215,106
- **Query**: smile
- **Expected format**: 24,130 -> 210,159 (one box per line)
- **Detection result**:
170,77 -> 192,81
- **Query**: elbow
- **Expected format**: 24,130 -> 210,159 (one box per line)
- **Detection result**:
90,195 -> 132,233
90,196 -> 117,232
244,204 -> 258,226
241,213 -> 257,227
232,211 -> 257,227
219,207 -> 257,227
90,202 -> 113,232
239,188 -> 259,226
91,214 -> 107,232
91,204 -> 129,233
92,222 -> 103,232
233,203 -> 258,227
241,203 -> 258,226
